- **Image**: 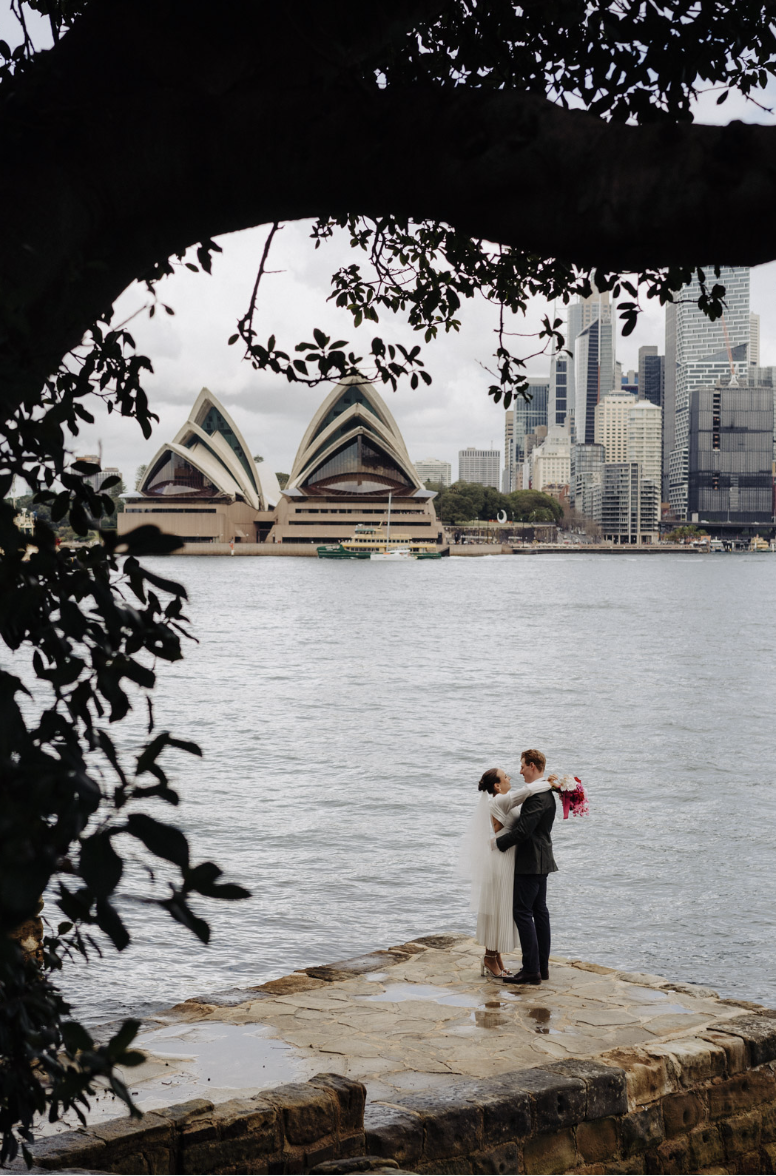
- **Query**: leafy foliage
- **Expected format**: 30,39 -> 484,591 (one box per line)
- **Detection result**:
434,481 -> 563,524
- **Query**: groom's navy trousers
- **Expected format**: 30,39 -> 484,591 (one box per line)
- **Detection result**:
513,873 -> 550,975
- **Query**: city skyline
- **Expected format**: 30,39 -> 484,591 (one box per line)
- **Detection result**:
61,222 -> 776,493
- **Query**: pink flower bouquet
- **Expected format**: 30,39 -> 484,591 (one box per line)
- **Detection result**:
553,774 -> 589,819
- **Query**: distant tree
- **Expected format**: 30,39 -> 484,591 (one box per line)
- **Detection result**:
275,472 -> 289,488
506,490 -> 564,524
667,524 -> 709,542
134,464 -> 147,489
253,454 -> 265,464
436,489 -> 476,523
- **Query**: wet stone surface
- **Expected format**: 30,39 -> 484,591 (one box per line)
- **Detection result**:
40,936 -> 752,1135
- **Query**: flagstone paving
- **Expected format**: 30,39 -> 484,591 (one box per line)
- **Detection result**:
64,931 -> 751,1128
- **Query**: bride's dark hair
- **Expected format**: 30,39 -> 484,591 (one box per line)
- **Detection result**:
478,768 -> 500,794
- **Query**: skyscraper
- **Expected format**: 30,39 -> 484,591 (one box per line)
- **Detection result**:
687,383 -> 773,524
549,349 -> 570,427
638,345 -> 665,409
665,266 -> 750,518
502,410 -> 515,492
550,291 -> 616,432
594,391 -> 636,463
574,311 -> 616,445
750,312 -> 761,368
513,378 -> 549,467
627,400 -> 662,489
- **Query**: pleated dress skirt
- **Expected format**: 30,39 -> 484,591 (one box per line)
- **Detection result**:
475,843 -> 518,953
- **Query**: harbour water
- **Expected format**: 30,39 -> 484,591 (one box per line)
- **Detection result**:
59,553 -> 776,1023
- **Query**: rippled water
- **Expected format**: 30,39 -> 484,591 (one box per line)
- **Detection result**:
59,553 -> 776,1022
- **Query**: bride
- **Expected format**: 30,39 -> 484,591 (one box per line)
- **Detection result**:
462,767 -> 554,978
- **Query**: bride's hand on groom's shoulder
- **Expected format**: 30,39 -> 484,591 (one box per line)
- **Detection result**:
547,774 -> 561,790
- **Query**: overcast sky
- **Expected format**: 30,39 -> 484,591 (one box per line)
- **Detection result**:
4,5 -> 775,486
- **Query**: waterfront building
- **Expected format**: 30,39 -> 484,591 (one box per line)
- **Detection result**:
570,442 -> 605,518
601,462 -> 659,544
120,380 -> 442,547
414,457 -> 451,487
665,266 -> 750,516
594,391 -> 637,463
270,378 -> 441,544
574,307 -> 616,444
687,382 -> 774,525
458,447 -> 500,488
530,425 -> 571,492
120,388 -> 281,543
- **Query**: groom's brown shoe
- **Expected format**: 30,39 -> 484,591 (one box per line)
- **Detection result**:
502,969 -> 541,985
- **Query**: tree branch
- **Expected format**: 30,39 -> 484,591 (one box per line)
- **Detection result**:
1,0 -> 775,411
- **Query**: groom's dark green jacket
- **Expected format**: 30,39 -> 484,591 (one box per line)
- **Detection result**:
495,790 -> 558,874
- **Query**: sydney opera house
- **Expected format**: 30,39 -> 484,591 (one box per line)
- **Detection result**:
119,378 -> 443,548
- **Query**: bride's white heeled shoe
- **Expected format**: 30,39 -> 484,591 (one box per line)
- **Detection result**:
481,955 -> 503,978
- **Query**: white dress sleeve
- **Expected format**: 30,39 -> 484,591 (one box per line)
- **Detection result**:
488,794 -> 512,829
504,779 -> 552,810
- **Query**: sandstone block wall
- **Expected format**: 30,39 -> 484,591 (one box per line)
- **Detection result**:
29,1012 -> 776,1174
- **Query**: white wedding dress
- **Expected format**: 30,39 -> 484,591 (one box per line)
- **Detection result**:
460,780 -> 552,953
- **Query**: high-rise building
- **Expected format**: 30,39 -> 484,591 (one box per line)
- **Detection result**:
570,443 -> 605,518
502,410 -> 515,492
665,266 -> 750,518
458,447 -> 500,489
414,458 -> 451,487
750,313 -> 761,367
549,350 -> 570,427
594,391 -> 637,463
638,346 -> 665,409
574,310 -> 616,444
530,425 -> 571,491
550,291 -> 616,432
513,378 -> 549,469
687,382 -> 773,524
627,400 -> 662,489
601,463 -> 659,544
749,365 -> 776,461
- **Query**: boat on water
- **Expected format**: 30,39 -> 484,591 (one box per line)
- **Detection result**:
318,525 -> 441,559
317,494 -> 442,560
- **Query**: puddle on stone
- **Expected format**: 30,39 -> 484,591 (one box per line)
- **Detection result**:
526,1007 -> 555,1034
471,1009 -> 508,1029
133,1022 -> 304,1095
364,972 -> 390,982
40,1022 -> 306,1135
357,983 -> 479,1008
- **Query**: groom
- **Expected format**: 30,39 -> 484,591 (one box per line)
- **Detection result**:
494,748 -> 557,985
